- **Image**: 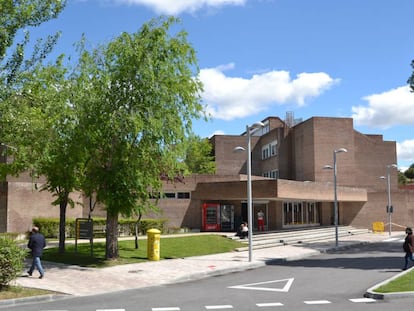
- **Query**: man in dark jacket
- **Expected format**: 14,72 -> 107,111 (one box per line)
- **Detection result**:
403,227 -> 414,271
27,226 -> 46,279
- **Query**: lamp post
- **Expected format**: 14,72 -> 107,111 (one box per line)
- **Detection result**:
380,164 -> 398,236
324,148 -> 347,248
234,121 -> 264,262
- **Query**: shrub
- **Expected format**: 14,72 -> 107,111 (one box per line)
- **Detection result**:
0,237 -> 27,288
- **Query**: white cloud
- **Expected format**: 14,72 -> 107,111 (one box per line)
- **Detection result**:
352,86 -> 414,128
397,140 -> 414,164
116,0 -> 246,14
199,64 -> 338,120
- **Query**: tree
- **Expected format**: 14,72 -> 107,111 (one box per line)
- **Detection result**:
0,57 -> 85,253
184,135 -> 215,174
404,164 -> 414,180
0,0 -> 66,97
408,60 -> 414,92
74,17 -> 206,259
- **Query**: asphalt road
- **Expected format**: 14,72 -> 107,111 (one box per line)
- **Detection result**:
5,239 -> 413,311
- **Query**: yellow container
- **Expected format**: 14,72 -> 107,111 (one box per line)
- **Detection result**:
372,221 -> 384,233
147,228 -> 161,261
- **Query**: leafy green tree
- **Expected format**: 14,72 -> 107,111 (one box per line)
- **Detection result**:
404,164 -> 414,180
0,0 -> 66,97
0,57 -> 84,253
398,170 -> 407,185
408,60 -> 414,92
74,17 -> 206,259
184,135 -> 215,174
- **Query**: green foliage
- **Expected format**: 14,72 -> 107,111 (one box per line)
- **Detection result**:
408,60 -> 414,93
184,135 -> 215,174
0,0 -> 66,97
0,237 -> 27,288
404,163 -> 414,180
32,217 -> 168,238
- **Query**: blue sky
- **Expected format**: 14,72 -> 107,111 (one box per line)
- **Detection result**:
26,0 -> 414,170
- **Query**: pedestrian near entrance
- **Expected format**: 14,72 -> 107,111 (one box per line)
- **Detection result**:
27,226 -> 46,279
402,227 -> 414,271
257,210 -> 265,231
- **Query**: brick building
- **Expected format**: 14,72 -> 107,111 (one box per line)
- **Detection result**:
1,115 -> 414,233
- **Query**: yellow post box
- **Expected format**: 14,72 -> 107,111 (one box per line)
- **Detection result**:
147,228 -> 161,261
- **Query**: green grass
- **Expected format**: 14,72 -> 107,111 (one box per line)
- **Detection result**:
374,269 -> 414,293
0,286 -> 59,300
0,235 -> 244,300
42,234 -> 245,267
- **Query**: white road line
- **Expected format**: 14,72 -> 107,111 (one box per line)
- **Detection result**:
256,302 -> 284,307
304,300 -> 331,304
350,298 -> 377,303
152,308 -> 180,311
205,305 -> 234,309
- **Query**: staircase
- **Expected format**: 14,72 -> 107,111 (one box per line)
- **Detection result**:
230,226 -> 370,251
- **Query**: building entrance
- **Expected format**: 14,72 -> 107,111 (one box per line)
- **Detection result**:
283,201 -> 320,227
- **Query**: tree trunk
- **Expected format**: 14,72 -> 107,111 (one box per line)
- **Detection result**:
105,212 -> 119,259
58,193 -> 68,254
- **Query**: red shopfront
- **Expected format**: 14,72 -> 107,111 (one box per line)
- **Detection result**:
202,203 -> 234,232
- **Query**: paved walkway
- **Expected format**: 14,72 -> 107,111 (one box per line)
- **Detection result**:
2,230 -> 413,307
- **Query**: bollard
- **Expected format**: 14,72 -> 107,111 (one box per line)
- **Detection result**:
147,228 -> 161,261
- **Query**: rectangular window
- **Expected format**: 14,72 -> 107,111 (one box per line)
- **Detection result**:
163,192 -> 176,198
177,192 -> 190,199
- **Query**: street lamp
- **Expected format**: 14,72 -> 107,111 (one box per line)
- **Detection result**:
380,164 -> 398,236
323,147 -> 347,247
234,121 -> 264,262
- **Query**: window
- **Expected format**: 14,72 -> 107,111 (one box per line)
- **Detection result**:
177,192 -> 190,199
262,140 -> 278,159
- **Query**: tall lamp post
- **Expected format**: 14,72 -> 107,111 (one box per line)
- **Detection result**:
234,122 -> 264,262
380,164 -> 398,236
324,148 -> 347,248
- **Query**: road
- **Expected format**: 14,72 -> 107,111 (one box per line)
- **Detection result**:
5,238 -> 413,311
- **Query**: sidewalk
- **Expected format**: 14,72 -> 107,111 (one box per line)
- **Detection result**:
2,231 -> 412,307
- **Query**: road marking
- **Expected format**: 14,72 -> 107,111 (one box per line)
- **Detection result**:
304,300 -> 331,304
350,298 -> 376,303
256,302 -> 284,307
228,278 -> 294,292
205,305 -> 233,309
152,308 -> 180,311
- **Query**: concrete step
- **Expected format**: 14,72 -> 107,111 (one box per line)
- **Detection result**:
233,226 -> 370,251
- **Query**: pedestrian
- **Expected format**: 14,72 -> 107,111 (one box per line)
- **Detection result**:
27,226 -> 46,279
402,227 -> 414,271
257,209 -> 265,231
241,222 -> 248,239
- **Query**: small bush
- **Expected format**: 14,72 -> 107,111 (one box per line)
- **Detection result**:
0,237 -> 27,288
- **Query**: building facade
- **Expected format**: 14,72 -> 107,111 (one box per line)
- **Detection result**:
1,115 -> 414,233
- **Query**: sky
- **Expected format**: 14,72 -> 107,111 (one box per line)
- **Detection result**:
25,0 -> 414,170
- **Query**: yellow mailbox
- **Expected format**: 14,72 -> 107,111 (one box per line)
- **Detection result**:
147,228 -> 161,261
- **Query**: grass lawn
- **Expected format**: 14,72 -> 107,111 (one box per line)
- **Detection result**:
0,234 -> 244,300
42,234 -> 245,267
374,269 -> 414,293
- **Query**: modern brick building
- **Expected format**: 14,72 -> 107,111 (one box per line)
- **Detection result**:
1,115 -> 414,234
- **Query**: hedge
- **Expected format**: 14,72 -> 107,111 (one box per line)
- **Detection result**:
32,217 -> 168,238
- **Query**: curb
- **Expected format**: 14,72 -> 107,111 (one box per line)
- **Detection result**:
364,267 -> 414,300
0,294 -> 69,309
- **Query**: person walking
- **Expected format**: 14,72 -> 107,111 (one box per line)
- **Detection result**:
257,210 -> 265,231
402,227 -> 414,271
27,226 -> 46,279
